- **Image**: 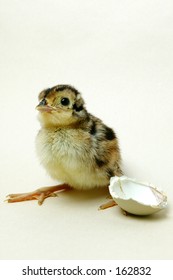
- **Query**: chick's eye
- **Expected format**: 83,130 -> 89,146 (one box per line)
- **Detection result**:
61,97 -> 70,106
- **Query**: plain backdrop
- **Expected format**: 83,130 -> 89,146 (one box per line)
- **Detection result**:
0,0 -> 173,259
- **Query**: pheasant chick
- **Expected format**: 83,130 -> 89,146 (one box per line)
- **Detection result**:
7,85 -> 123,208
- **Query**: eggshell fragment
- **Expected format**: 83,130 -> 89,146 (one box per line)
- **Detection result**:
109,176 -> 167,215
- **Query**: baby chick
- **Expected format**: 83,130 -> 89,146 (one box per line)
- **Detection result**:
7,85 -> 123,208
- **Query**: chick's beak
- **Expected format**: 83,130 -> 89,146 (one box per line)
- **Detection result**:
38,99 -> 47,106
36,99 -> 54,112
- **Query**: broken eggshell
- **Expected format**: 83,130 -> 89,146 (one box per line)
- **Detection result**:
109,176 -> 167,215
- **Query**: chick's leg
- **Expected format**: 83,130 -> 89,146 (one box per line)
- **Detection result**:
6,184 -> 71,205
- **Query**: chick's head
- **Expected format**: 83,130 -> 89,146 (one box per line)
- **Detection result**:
36,85 -> 86,128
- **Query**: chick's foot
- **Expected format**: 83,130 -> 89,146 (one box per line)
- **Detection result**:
99,199 -> 117,210
6,184 -> 71,205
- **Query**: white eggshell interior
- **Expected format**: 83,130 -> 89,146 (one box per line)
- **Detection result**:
109,176 -> 167,215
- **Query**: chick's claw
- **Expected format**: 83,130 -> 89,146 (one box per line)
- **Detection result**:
6,184 -> 71,205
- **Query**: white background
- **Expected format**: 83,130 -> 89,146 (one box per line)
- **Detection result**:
0,0 -> 173,259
